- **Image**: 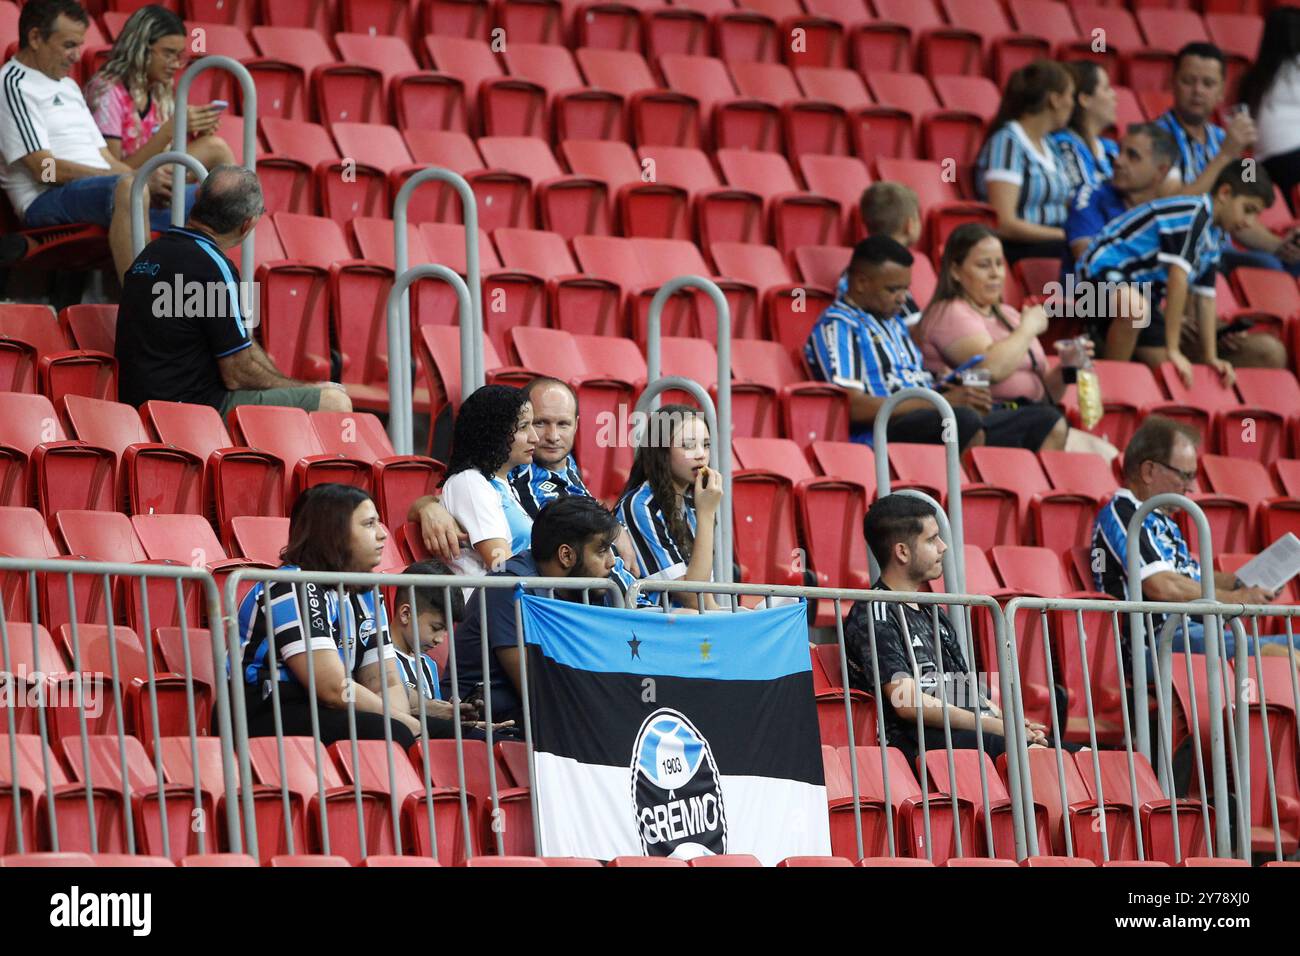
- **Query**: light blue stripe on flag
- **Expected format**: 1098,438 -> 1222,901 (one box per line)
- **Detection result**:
519,591 -> 811,681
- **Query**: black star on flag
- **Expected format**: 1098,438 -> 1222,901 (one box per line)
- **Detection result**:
628,634 -> 641,660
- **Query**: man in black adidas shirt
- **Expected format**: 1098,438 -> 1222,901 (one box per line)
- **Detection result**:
845,494 -> 1048,766
115,164 -> 352,415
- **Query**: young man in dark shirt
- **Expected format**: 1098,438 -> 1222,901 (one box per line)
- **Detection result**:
115,163 -> 351,414
844,494 -> 1048,766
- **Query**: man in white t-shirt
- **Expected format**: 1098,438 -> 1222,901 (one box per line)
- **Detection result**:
0,0 -> 194,279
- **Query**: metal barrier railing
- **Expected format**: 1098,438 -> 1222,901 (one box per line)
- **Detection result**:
388,168 -> 483,456
4,554 -> 1297,866
644,276 -> 734,585
0,557 -> 239,857
1003,593 -> 1300,863
385,263 -> 474,455
1124,494 -> 1222,763
172,56 -> 258,281
129,152 -> 208,257
221,568 -> 621,862
625,578 -> 1029,863
1122,492 -> 1244,860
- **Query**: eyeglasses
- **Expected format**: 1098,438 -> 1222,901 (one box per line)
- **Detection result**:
1148,459 -> 1197,485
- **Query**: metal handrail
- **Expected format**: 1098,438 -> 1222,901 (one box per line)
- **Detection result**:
644,276 -> 733,586
385,264 -> 473,455
129,151 -> 208,256
0,557 -> 239,854
1122,491 -> 1236,857
394,169 -> 483,441
222,568 -> 622,861
172,56 -> 258,281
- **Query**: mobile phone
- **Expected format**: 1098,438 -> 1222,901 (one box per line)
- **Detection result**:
1217,317 -> 1255,339
209,100 -> 229,112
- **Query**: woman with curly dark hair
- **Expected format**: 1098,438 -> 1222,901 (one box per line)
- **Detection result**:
438,384 -> 538,579
615,404 -> 724,610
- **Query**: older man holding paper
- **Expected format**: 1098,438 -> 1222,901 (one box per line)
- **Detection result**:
1092,416 -> 1297,663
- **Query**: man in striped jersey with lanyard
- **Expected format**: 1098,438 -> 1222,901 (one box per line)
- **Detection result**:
805,236 -> 1061,451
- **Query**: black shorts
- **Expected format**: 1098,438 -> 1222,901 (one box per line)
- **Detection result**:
1076,274 -> 1166,349
881,402 -> 1061,451
979,402 -> 1064,450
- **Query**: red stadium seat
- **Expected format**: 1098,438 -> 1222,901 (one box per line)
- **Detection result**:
1074,750 -> 1211,864
0,303 -> 116,404
0,732 -> 126,855
478,135 -> 612,240
330,739 -> 473,863
493,227 -> 624,336
975,446 -> 1100,552
820,745 -> 892,859
58,304 -> 116,355
412,739 -> 533,857
228,405 -> 371,511
62,396 -> 203,517
561,138 -> 692,240
180,854 -> 260,867
660,53 -> 783,153
1235,656 -> 1300,855
923,749 -> 1052,858
269,854 -> 352,866
841,745 -> 976,864
247,737 -> 396,865
715,148 -> 841,255
502,42 -> 625,141
640,144 -> 765,246
778,854 -> 855,866
156,735 -> 295,865
688,853 -> 763,866
59,734 -> 210,862
1157,362 -> 1284,464
871,0 -> 981,77
1201,455 -> 1300,552
808,642 -> 877,748
732,339 -> 849,448
141,400 -> 284,531
309,410 -> 445,531
0,506 -> 90,632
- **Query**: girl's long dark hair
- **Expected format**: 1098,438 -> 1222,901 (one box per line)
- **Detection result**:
981,59 -> 1072,151
1064,60 -> 1105,137
620,404 -> 706,560
282,483 -> 374,572
85,5 -> 186,122
1237,6 -> 1300,114
440,384 -> 530,484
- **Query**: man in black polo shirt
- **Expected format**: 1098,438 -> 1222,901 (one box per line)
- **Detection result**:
844,494 -> 1048,766
115,164 -> 351,414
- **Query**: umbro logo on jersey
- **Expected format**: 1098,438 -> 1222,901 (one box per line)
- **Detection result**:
539,480 -> 558,493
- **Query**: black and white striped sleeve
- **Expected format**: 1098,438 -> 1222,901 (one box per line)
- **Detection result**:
0,66 -> 49,162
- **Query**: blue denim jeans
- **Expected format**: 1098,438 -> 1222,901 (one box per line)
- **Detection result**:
24,175 -> 197,230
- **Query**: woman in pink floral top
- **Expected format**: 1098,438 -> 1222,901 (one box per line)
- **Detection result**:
918,223 -> 1118,460
84,6 -> 233,191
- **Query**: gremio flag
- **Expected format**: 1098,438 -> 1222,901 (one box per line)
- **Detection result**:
520,593 -> 830,864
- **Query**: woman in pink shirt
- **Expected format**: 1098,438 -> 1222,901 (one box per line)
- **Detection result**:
84,6 -> 233,182
918,223 -> 1118,460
